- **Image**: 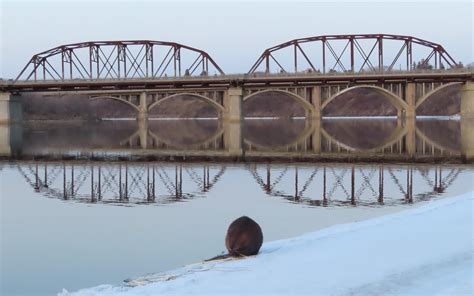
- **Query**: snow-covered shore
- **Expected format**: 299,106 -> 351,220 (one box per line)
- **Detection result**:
61,192 -> 473,296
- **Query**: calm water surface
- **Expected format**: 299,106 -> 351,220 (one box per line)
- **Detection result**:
1,119 -> 473,295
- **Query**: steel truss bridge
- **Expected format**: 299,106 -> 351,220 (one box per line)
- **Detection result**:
17,162 -> 463,207
1,34 -> 473,124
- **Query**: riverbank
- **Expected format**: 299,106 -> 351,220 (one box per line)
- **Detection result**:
61,191 -> 473,295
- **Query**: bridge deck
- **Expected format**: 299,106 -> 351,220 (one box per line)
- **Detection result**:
2,71 -> 472,93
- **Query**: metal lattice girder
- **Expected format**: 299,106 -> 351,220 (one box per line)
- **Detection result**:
15,40 -> 225,82
248,34 -> 458,74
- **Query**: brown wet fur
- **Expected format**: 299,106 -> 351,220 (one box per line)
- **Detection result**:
225,216 -> 263,257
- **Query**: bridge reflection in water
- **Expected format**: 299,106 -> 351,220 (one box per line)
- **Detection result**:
20,162 -> 226,204
248,164 -> 461,207
2,118 -> 472,162
17,161 -> 464,208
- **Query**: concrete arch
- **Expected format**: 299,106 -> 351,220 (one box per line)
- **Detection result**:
415,82 -> 463,109
243,89 -> 315,116
148,93 -> 224,114
321,85 -> 408,113
90,95 -> 140,112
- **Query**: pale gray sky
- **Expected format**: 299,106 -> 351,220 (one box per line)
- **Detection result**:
1,0 -> 472,78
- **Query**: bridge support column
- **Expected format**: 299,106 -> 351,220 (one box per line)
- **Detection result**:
137,92 -> 148,121
404,83 -> 416,119
461,82 -> 474,120
311,86 -> 322,119
223,87 -> 242,122
0,92 -> 23,123
223,120 -> 242,156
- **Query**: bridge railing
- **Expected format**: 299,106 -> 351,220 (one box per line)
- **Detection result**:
3,68 -> 472,85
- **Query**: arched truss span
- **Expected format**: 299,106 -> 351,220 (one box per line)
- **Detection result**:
148,93 -> 225,114
248,34 -> 458,74
15,40 -> 225,82
321,85 -> 408,112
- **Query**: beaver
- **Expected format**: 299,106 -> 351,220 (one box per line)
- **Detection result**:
206,216 -> 263,261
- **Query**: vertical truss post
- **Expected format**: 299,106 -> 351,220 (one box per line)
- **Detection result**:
149,44 -> 154,78
68,50 -> 72,79
124,44 -> 128,79
378,37 -> 383,72
61,50 -> 65,80
89,46 -> 93,79
294,43 -> 298,73
42,59 -> 46,80
265,53 -> 270,74
350,37 -> 355,72
322,39 -> 326,74
117,45 -> 121,79
173,46 -> 177,78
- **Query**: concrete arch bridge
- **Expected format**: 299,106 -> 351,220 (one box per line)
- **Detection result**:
0,34 -> 472,124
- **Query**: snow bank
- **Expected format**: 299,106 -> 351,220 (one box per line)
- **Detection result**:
60,192 -> 473,296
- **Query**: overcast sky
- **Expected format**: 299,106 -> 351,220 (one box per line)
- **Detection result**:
1,0 -> 472,78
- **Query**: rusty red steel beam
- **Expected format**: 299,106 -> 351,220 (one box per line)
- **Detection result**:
15,40 -> 225,82
248,34 -> 459,74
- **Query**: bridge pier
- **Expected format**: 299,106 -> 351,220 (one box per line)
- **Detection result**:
223,87 -> 242,122
311,86 -> 322,119
404,83 -> 416,119
137,92 -> 148,121
461,82 -> 474,120
0,92 -> 22,123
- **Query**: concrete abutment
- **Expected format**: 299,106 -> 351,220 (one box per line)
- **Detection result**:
0,92 -> 22,123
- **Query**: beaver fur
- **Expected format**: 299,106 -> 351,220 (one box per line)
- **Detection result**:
225,216 -> 263,257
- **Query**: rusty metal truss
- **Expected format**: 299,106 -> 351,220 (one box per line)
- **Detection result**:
15,40 -> 225,82
248,34 -> 458,74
